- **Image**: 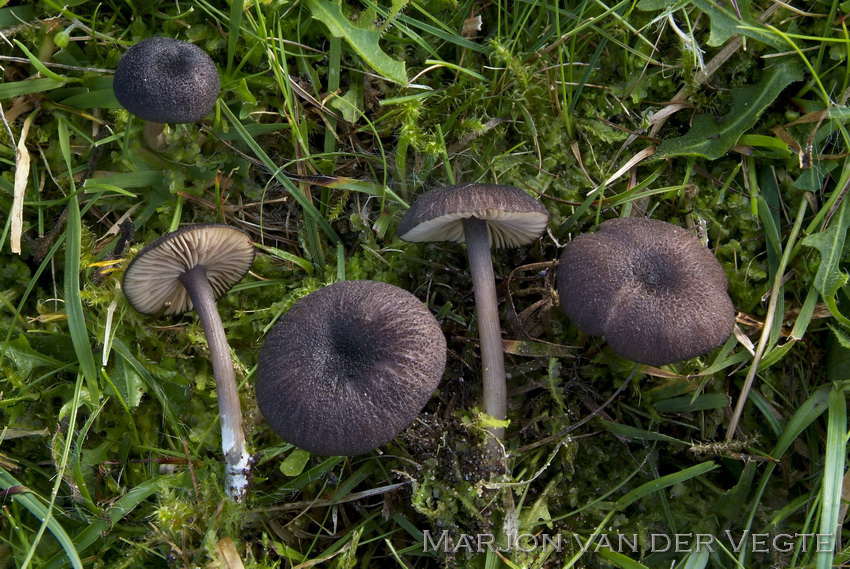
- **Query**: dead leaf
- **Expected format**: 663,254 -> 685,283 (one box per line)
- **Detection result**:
216,537 -> 245,569
12,112 -> 36,254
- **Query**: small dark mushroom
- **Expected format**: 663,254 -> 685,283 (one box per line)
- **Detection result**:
113,37 -> 220,149
557,217 -> 735,366
256,280 -> 446,456
123,223 -> 254,501
398,183 -> 549,443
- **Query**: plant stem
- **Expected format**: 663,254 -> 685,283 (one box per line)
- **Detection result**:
463,217 -> 506,445
179,265 -> 250,502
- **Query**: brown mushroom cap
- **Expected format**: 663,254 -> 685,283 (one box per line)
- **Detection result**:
122,224 -> 255,316
256,280 -> 447,456
397,183 -> 549,248
557,218 -> 735,366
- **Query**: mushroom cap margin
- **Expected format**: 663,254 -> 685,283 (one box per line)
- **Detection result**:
398,183 -> 549,249
122,224 -> 255,316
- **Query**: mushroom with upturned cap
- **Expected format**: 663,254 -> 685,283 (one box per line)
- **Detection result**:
123,223 -> 254,501
398,183 -> 549,443
256,280 -> 446,456
556,217 -> 735,366
113,37 -> 220,149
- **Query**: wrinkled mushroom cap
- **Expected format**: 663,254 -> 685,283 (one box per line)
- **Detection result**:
398,184 -> 549,248
113,37 -> 220,124
123,224 -> 254,316
557,218 -> 735,366
256,280 -> 447,456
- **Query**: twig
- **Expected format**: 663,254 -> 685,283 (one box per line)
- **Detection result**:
0,55 -> 113,74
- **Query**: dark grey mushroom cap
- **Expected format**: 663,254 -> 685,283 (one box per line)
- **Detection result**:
256,280 -> 447,456
113,37 -> 220,124
398,184 -> 549,248
123,224 -> 254,316
557,218 -> 735,366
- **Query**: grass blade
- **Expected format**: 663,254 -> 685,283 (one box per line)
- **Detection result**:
738,386 -> 831,566
42,475 -> 176,569
227,0 -> 245,73
616,461 -> 718,509
816,387 -> 847,569
21,373 -> 85,569
59,117 -> 99,402
12,40 -> 67,82
0,468 -> 84,569
0,78 -> 64,99
598,419 -> 687,444
219,103 -> 339,247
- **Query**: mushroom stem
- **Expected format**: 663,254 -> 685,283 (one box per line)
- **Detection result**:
179,265 -> 250,502
462,217 -> 507,444
143,121 -> 167,151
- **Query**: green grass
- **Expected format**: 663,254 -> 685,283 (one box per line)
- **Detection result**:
2,0 -> 850,567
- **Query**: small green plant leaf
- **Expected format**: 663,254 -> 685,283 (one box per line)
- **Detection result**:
828,324 -> 850,353
652,393 -> 731,413
60,87 -> 122,109
108,354 -> 146,409
13,40 -> 67,83
5,335 -> 66,379
737,134 -> 791,158
502,340 -> 573,358
653,60 -> 803,160
280,448 -> 311,477
382,0 -> 410,31
596,548 -> 652,569
636,0 -> 782,48
253,243 -> 315,275
692,0 -> 783,48
262,457 -> 344,503
330,83 -> 363,123
677,548 -> 711,569
801,196 -> 850,327
713,461 -> 757,520
305,0 -> 408,86
84,171 -> 163,189
0,5 -> 35,28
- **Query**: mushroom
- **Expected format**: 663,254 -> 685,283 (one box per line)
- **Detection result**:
556,217 -> 735,366
113,37 -> 220,150
123,223 -> 254,501
256,280 -> 446,456
397,183 -> 549,443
